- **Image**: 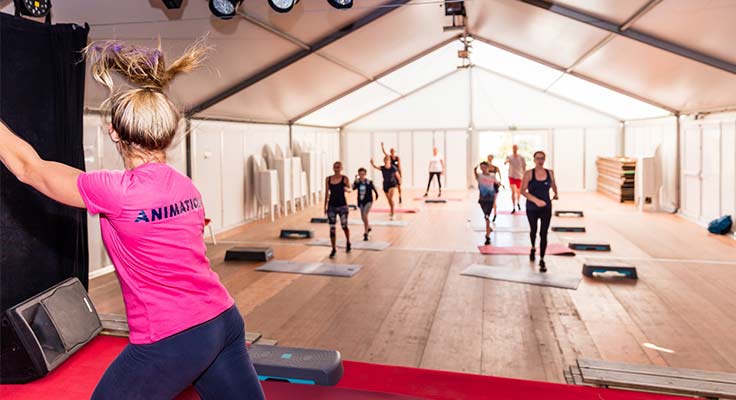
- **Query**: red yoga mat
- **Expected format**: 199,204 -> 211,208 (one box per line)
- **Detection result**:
496,210 -> 526,215
478,243 -> 575,256
1,335 -> 685,400
371,208 -> 419,213
413,197 -> 464,202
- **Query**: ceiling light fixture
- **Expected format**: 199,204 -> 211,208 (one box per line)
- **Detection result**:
209,0 -> 242,19
268,0 -> 299,13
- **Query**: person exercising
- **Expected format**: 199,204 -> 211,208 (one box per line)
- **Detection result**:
0,40 -> 264,399
381,142 -> 402,204
324,161 -> 352,258
486,154 -> 503,222
353,167 -> 379,241
424,147 -> 445,198
505,145 -> 526,213
474,161 -> 497,245
370,156 -> 401,219
521,151 -> 558,273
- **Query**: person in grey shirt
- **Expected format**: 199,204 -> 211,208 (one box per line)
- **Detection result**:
505,144 -> 527,213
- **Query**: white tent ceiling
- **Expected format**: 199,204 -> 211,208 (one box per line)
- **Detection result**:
2,0 -> 734,125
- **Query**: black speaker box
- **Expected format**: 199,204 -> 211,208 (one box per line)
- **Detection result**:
0,278 -> 102,383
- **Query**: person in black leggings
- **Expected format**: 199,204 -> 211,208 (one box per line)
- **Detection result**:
381,142 -> 403,203
370,156 -> 401,219
324,161 -> 352,258
520,151 -> 558,272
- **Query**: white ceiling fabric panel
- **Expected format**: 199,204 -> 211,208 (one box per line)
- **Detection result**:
297,82 -> 400,127
551,0 -> 650,24
631,0 -> 736,65
466,0 -> 610,68
347,71 -> 470,130
377,41 -> 461,95
547,74 -> 670,120
574,36 -> 736,113
472,68 -> 619,128
471,40 -> 564,90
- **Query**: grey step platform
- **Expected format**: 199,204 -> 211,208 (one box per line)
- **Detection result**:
225,247 -> 273,262
425,199 -> 447,203
280,229 -> 313,239
555,210 -> 584,217
249,344 -> 344,386
552,226 -> 586,232
583,263 -> 637,279
569,243 -> 611,251
311,217 -> 329,223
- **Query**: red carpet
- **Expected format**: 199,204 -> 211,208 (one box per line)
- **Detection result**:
371,208 -> 419,213
478,243 -> 575,256
0,335 -> 687,400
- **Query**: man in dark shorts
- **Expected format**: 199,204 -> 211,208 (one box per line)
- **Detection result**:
474,161 -> 497,245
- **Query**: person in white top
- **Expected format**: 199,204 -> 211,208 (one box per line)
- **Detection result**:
424,147 -> 445,198
504,144 -> 527,213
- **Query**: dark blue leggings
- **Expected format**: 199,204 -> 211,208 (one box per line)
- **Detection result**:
92,306 -> 265,400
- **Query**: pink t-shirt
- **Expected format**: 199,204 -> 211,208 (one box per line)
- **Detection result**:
78,163 -> 234,344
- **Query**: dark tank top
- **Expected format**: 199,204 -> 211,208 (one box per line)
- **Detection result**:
328,176 -> 347,207
526,168 -> 551,209
381,166 -> 398,185
391,156 -> 400,170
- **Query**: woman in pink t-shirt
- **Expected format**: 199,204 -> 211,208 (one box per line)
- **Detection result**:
0,40 -> 264,399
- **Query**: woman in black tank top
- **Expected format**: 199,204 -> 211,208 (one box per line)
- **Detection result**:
324,161 -> 352,258
381,142 -> 403,204
521,151 -> 558,273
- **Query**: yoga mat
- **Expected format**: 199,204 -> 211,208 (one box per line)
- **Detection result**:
472,226 -> 530,233
307,238 -> 390,251
495,210 -> 526,215
349,220 -> 408,227
256,260 -> 362,277
477,243 -> 575,256
413,197 -> 464,202
461,264 -> 581,290
372,208 -> 419,214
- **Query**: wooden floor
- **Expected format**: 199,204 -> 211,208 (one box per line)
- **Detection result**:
89,189 -> 736,383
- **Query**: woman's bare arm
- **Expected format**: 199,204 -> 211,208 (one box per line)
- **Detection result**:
0,120 -> 85,208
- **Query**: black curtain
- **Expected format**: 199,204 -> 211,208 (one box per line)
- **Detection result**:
0,13 -> 89,312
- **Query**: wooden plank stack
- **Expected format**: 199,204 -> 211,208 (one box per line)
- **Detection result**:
565,358 -> 736,399
596,156 -> 637,202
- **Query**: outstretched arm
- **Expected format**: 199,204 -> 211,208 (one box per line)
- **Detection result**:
473,165 -> 479,181
380,142 -> 388,157
370,159 -> 381,171
0,120 -> 85,208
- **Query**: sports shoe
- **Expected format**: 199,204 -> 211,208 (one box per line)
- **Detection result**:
363,233 -> 369,241
346,242 -> 352,253
329,249 -> 336,258
539,259 -> 547,273
529,248 -> 536,261
484,236 -> 491,245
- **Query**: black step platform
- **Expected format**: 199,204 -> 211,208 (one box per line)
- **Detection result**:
249,344 -> 344,386
569,243 -> 611,251
552,226 -> 586,233
425,199 -> 447,204
225,247 -> 274,262
280,229 -> 313,239
555,210 -> 584,217
583,264 -> 638,279
310,217 -> 328,224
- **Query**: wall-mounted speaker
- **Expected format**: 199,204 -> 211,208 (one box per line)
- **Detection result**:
0,278 -> 101,383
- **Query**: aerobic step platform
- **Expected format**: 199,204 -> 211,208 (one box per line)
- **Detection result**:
583,264 -> 638,279
425,199 -> 447,204
568,243 -> 611,251
551,226 -> 586,233
280,229 -> 313,239
310,217 -> 328,224
225,247 -> 274,262
249,344 -> 344,386
555,210 -> 584,217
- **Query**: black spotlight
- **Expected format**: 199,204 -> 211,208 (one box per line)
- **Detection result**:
209,0 -> 242,19
444,0 -> 465,16
161,0 -> 183,9
268,0 -> 299,13
327,0 -> 353,9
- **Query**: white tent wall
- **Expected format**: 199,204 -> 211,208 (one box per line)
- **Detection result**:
82,113 -> 187,276
189,120 -> 340,233
677,113 -> 736,230
624,117 -> 679,212
343,130 -> 468,191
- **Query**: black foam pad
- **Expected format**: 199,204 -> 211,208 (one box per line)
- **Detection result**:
280,230 -> 313,239
568,243 -> 611,251
250,345 -> 344,386
583,264 -> 637,279
551,227 -> 586,232
225,247 -> 273,262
